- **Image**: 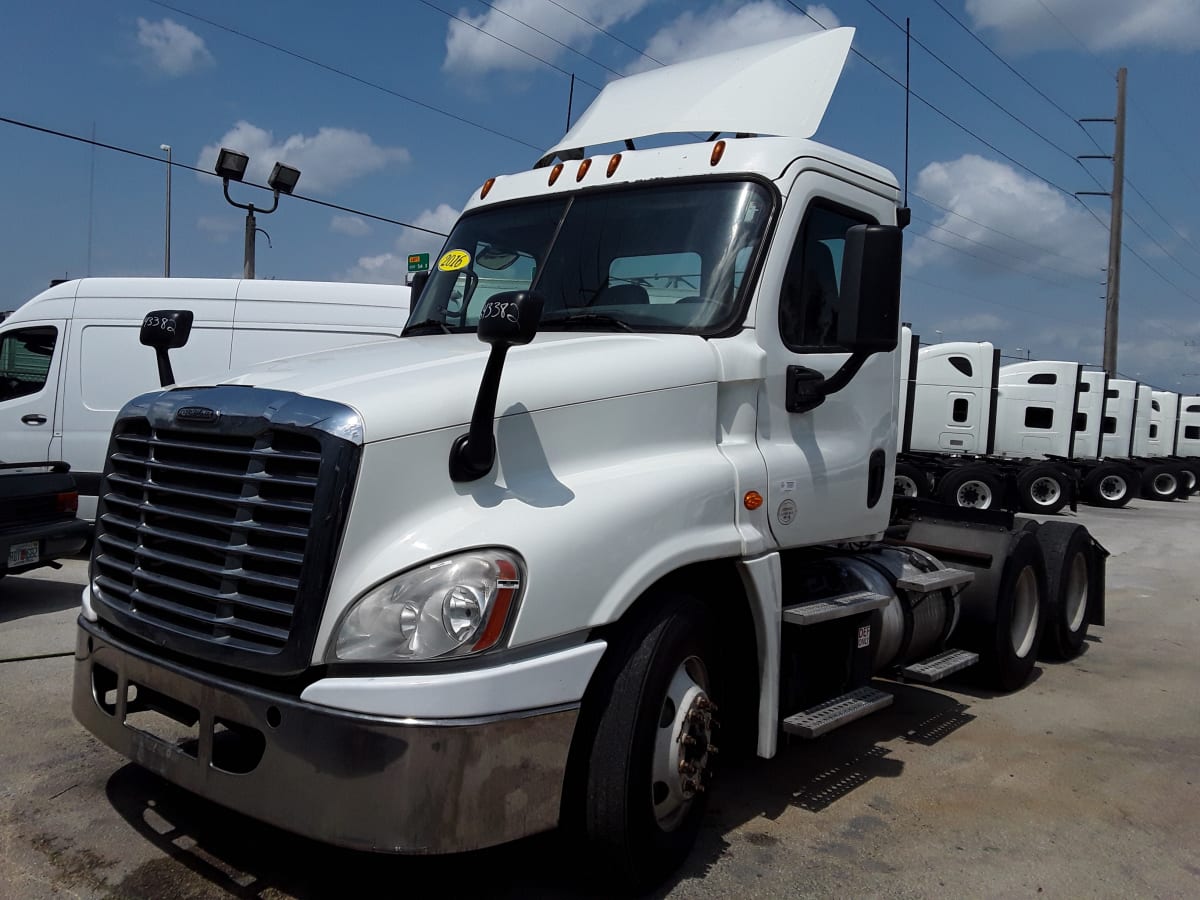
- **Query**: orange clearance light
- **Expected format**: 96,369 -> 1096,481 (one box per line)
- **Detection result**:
480,177 -> 496,199
548,162 -> 564,185
744,490 -> 763,510
576,158 -> 593,181
607,153 -> 622,177
710,140 -> 726,167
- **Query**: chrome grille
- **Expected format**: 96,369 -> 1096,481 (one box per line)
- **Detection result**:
90,387 -> 362,675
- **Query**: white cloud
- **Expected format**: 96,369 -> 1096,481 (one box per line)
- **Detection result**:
627,2 -> 837,74
196,215 -> 239,243
443,0 -> 651,76
330,214 -> 371,237
136,18 -> 214,76
909,154 -> 1107,278
344,204 -> 460,284
197,122 -> 409,193
965,0 -> 1200,53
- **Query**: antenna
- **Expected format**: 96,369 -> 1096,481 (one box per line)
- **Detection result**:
904,17 -> 910,209
566,73 -> 576,133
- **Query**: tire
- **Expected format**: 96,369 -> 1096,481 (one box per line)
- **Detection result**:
893,462 -> 929,498
936,465 -> 1001,510
1178,462 -> 1199,496
1083,463 -> 1133,509
1033,522 -> 1097,660
1143,464 -> 1179,502
574,593 -> 719,890
978,531 -> 1047,691
1016,463 -> 1069,515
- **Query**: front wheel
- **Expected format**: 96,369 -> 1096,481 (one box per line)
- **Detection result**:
576,593 -> 718,889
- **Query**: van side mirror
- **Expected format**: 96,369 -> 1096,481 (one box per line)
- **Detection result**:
410,271 -> 430,302
450,291 -> 544,482
140,309 -> 194,387
836,224 -> 902,354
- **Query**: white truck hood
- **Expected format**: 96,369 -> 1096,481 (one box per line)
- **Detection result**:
201,332 -> 720,443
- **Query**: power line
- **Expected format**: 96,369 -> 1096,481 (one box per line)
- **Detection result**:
142,0 -> 541,152
469,0 -> 623,77
903,272 -> 1093,327
907,229 -> 1089,291
541,0 -> 661,65
0,114 -> 450,237
1124,176 -> 1200,262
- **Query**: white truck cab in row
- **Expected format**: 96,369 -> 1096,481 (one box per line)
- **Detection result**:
0,277 -> 409,517
71,31 -> 1107,888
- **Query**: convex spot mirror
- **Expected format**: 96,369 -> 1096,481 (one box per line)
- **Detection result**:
836,224 -> 902,355
477,290 -> 543,347
140,310 -> 194,350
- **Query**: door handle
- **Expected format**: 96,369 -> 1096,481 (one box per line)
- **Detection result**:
21,414 -> 47,426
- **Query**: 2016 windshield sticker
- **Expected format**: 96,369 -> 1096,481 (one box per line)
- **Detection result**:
438,249 -> 471,272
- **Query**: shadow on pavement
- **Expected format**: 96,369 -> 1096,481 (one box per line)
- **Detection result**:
0,572 -> 84,625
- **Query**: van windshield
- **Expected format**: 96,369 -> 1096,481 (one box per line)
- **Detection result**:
406,180 -> 774,335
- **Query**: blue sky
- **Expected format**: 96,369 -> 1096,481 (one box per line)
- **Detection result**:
3,1 -> 1200,389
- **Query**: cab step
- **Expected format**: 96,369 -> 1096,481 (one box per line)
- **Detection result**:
899,648 -> 979,684
896,564 -> 974,594
782,686 -> 893,739
782,591 -> 891,626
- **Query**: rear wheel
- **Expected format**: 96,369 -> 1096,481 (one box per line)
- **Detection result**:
1033,522 -> 1097,660
893,462 -> 928,498
1083,464 -> 1133,509
1143,465 -> 1179,502
574,593 -> 718,890
1017,463 -> 1069,515
937,466 -> 1001,510
1178,463 -> 1198,495
979,531 -> 1047,691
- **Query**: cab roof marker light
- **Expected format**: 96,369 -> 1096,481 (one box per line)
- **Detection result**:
576,158 -> 593,182
480,177 -> 497,199
548,163 -> 564,186
710,140 -> 726,167
606,153 -> 622,177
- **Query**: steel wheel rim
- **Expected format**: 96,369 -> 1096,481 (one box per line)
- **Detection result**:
895,475 -> 919,497
1065,551 -> 1089,633
651,655 -> 713,831
1099,475 -> 1126,501
1185,470 -> 1197,493
1153,472 -> 1177,496
1029,476 -> 1062,507
956,479 -> 993,509
1010,566 -> 1040,659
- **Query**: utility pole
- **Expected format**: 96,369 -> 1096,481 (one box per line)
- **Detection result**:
1078,68 -> 1127,377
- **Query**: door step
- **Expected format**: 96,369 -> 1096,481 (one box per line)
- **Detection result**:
899,648 -> 979,684
782,686 -> 893,738
782,591 -> 891,626
896,564 -> 974,594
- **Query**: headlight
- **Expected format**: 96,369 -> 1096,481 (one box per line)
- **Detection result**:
331,549 -> 523,662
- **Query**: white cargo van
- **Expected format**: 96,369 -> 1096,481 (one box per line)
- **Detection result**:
0,277 -> 409,517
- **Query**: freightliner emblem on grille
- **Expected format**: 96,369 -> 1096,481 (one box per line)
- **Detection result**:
176,406 -> 220,424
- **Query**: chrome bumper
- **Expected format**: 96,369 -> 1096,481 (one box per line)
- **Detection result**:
73,618 -> 579,853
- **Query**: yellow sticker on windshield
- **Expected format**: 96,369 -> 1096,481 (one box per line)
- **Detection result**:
438,249 -> 471,272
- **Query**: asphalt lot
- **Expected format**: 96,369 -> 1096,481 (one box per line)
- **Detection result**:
2,501 -> 1198,899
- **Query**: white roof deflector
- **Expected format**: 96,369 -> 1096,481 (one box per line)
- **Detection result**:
543,27 -> 854,160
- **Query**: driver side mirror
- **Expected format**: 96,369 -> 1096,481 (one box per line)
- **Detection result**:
140,309 -> 193,387
836,224 -> 902,354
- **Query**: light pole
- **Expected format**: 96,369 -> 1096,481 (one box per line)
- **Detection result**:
934,330 -> 944,343
214,148 -> 301,279
160,144 -> 172,276
1015,347 -> 1032,361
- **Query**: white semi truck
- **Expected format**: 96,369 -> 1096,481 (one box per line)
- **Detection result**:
896,332 -> 1193,510
72,31 -> 1108,888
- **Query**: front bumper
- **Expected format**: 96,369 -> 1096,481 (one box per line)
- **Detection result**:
73,618 -> 580,854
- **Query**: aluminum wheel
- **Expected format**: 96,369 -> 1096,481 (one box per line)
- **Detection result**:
956,479 -> 994,509
1028,475 -> 1062,508
1099,474 -> 1127,501
651,656 -> 714,832
1064,551 -> 1089,634
1010,566 -> 1040,659
1153,472 -> 1178,496
894,474 -> 919,497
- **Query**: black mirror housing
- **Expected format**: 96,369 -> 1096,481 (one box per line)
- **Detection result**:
837,224 -> 902,354
140,310 -> 194,350
477,290 -> 543,347
409,271 -> 430,302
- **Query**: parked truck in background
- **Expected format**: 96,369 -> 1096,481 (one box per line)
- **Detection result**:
1,461 -> 90,580
71,31 -> 1109,888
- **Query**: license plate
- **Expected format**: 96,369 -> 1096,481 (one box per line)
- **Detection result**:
7,541 -> 39,568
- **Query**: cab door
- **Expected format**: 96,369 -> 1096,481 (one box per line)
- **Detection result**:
0,321 -> 65,463
754,170 -> 898,546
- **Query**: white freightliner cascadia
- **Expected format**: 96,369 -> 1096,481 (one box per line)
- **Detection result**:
71,30 -> 1110,888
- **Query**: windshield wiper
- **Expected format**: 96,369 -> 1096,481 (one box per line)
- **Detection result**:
540,313 -> 634,333
403,319 -> 452,336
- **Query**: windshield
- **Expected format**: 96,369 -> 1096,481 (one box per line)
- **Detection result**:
407,180 -> 774,334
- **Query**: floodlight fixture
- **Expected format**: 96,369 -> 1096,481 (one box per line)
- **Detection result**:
268,162 -> 301,195
215,147 -> 250,182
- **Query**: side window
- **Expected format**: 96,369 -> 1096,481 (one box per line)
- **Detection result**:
0,326 -> 58,402
1025,407 -> 1053,429
1074,412 -> 1088,431
1188,404 -> 1200,413
1149,424 -> 1159,439
949,356 -> 973,377
1103,416 -> 1117,434
779,203 -> 874,351
1186,425 -> 1200,440
952,398 -> 969,423
1029,373 -> 1056,385
1151,400 -> 1161,412
1079,382 -> 1091,392
1106,389 -> 1119,399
